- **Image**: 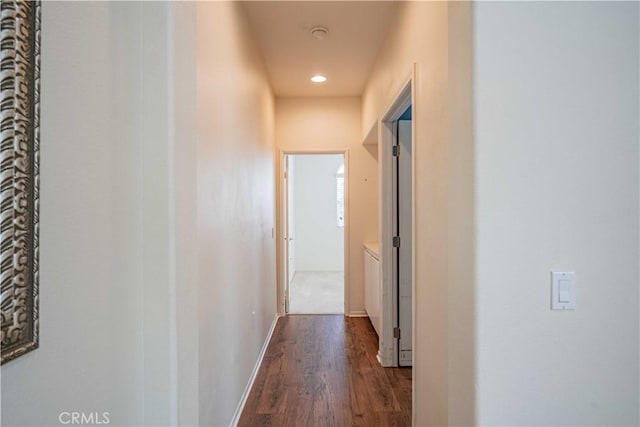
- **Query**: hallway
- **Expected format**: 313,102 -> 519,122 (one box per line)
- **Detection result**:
238,316 -> 411,427
1,2 -> 638,426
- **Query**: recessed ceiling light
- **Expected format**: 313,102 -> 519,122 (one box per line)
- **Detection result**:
311,75 -> 327,83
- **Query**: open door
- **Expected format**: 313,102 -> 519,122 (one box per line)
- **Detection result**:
394,112 -> 413,367
283,155 -> 296,313
282,152 -> 346,315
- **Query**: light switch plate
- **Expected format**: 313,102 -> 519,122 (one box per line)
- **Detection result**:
551,271 -> 576,310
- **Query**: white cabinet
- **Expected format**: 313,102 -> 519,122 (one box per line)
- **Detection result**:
364,243 -> 381,337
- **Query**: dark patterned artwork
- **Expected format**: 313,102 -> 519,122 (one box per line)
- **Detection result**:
0,0 -> 40,364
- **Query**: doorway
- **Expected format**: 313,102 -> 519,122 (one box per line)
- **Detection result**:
379,72 -> 415,370
282,153 -> 347,314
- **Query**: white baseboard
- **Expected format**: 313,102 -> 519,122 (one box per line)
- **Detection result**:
347,310 -> 368,317
229,313 -> 280,427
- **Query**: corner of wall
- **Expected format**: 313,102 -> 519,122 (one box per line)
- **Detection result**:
446,2 -> 477,426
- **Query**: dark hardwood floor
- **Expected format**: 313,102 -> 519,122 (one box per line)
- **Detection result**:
238,315 -> 412,427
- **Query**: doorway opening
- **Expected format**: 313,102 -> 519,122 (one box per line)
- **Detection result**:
379,70 -> 415,371
282,152 -> 347,314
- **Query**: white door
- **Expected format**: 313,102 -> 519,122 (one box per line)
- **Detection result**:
283,155 -> 296,313
286,156 -> 296,289
397,119 -> 412,366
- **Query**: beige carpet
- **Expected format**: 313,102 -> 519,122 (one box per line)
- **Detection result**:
289,271 -> 344,314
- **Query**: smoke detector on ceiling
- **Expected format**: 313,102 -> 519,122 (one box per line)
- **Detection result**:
310,26 -> 329,40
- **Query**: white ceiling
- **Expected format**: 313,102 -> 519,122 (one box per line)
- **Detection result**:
241,1 -> 399,97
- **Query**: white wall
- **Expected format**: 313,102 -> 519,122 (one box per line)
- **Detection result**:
1,3 -> 276,426
140,3 -> 176,424
1,3 -> 204,426
447,3 -> 475,425
276,97 -> 377,316
1,2 -> 147,425
293,154 -> 344,272
362,3 -> 473,424
196,2 -> 277,426
472,2 -> 639,425
171,2 -> 199,426
365,2 -> 639,425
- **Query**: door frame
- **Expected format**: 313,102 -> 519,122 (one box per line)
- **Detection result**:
378,66 -> 416,368
396,118 -> 413,367
278,149 -> 350,315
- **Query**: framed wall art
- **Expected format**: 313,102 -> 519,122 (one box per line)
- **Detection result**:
0,0 -> 40,365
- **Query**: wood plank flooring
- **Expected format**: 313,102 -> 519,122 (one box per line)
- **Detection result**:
238,315 -> 412,427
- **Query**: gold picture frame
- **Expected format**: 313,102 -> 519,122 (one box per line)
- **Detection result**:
0,0 -> 40,365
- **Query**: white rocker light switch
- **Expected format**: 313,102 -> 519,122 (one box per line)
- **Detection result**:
551,272 -> 575,310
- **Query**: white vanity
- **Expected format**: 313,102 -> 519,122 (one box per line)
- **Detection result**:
363,242 -> 381,337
